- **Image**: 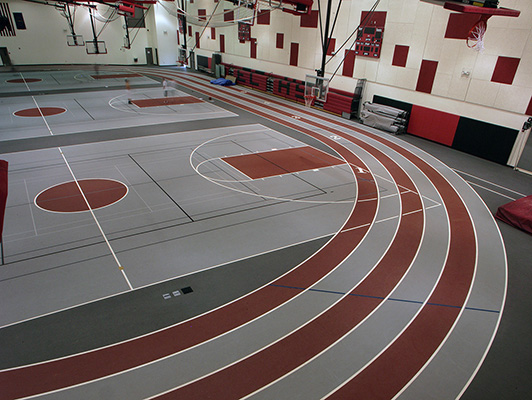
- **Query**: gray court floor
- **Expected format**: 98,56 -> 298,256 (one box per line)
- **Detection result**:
0,65 -> 531,400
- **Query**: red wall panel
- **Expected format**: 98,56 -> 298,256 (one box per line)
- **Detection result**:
342,50 -> 355,77
327,38 -> 336,56
526,96 -> 532,116
392,45 -> 409,67
445,13 -> 480,39
257,10 -> 270,25
224,10 -> 234,22
220,34 -> 225,53
198,9 -> 206,21
361,10 -> 387,27
300,10 -> 319,28
195,32 -> 200,48
250,39 -> 257,59
407,105 -> 460,146
211,27 -> 215,40
290,42 -> 299,66
276,33 -> 284,49
416,60 -> 438,93
491,56 -> 520,85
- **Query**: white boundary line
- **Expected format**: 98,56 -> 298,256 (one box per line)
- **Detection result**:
18,73 -> 133,291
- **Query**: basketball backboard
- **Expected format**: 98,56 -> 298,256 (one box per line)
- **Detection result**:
304,75 -> 329,103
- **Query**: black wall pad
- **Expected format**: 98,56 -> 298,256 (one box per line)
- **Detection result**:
452,117 -> 518,165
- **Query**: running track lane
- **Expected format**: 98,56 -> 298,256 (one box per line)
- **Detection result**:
144,68 -> 476,399
0,126 -> 377,398
125,70 -> 426,399
174,71 -> 476,399
152,196 -> 423,399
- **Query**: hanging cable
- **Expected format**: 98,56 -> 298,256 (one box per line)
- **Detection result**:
184,0 -> 222,63
326,0 -> 380,66
324,0 -> 342,56
127,5 -> 151,46
328,0 -> 380,83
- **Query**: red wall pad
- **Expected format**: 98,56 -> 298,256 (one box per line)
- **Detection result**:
392,45 -> 409,67
416,60 -> 438,93
290,43 -> 299,66
407,105 -> 460,146
300,10 -> 319,28
220,34 -> 225,53
342,50 -> 355,77
491,56 -> 520,85
276,33 -> 284,49
257,10 -> 270,25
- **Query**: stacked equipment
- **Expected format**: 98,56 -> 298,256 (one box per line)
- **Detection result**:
360,102 -> 409,134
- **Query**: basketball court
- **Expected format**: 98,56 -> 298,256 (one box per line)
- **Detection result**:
0,65 -> 530,399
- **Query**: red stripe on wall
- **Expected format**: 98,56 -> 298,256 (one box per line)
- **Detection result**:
188,26 -> 192,37
407,105 -> 460,146
491,56 -> 520,85
195,32 -> 200,48
342,50 -> 355,77
276,33 -> 284,49
211,27 -> 216,40
198,9 -> 206,21
416,60 -> 438,94
290,42 -> 299,66
392,45 -> 409,67
220,34 -> 225,53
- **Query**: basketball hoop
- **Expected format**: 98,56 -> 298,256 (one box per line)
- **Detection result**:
467,16 -> 488,52
304,94 -> 315,108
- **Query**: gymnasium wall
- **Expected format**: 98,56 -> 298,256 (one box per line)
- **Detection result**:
189,0 -> 531,134
1,0 -> 160,65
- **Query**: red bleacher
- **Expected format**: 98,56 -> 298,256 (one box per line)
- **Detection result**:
220,62 -> 355,117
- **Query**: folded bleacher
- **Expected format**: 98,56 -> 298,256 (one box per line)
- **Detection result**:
220,63 -> 360,118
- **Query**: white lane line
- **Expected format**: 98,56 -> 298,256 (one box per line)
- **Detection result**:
23,178 -> 38,236
453,168 -> 527,198
19,73 -> 133,291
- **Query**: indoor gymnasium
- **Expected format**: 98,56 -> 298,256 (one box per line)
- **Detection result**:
0,0 -> 531,399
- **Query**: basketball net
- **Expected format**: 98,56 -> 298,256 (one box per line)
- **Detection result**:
304,94 -> 315,108
467,16 -> 488,52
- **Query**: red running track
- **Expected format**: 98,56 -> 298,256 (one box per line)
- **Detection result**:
0,67 -> 477,399
0,117 -> 377,399
147,70 -> 476,399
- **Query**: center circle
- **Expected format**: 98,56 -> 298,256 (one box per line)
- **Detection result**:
14,107 -> 66,117
35,179 -> 128,213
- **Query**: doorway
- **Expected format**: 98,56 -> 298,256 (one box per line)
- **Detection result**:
0,48 -> 12,66
145,47 -> 153,65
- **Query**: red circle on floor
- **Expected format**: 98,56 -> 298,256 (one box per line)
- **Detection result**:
35,179 -> 128,213
14,107 -> 66,117
7,78 -> 42,83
